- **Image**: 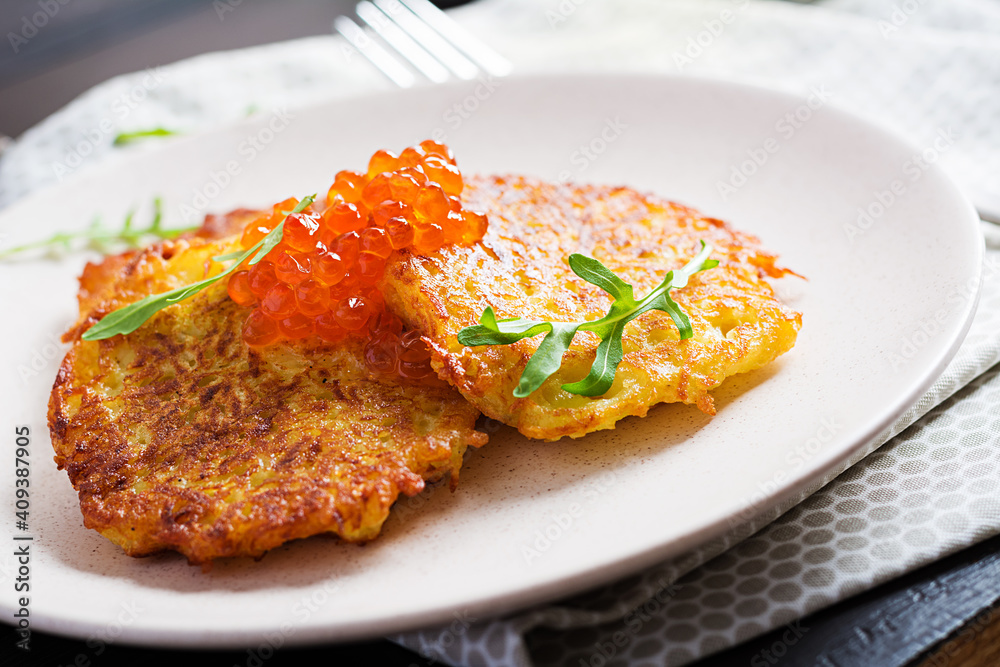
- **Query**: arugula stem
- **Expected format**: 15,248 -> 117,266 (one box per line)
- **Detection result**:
0,198 -> 196,259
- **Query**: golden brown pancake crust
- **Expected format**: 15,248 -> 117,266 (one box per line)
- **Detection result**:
48,219 -> 485,565
381,175 -> 802,440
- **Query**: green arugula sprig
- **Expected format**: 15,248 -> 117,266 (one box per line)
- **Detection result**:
82,194 -> 315,342
457,241 -> 718,398
0,198 -> 195,259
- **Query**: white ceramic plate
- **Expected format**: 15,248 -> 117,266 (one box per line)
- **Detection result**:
0,74 -> 982,647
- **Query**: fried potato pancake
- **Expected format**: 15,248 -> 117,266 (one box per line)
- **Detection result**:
49,215 -> 486,565
381,175 -> 802,441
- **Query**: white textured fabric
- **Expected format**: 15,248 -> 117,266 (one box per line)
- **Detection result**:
2,1 -> 999,665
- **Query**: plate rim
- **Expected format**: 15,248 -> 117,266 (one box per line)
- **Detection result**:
2,71 -> 984,647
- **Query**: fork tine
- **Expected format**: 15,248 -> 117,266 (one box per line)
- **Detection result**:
400,0 -> 512,77
356,1 -> 450,83
373,0 -> 478,80
334,16 -> 416,88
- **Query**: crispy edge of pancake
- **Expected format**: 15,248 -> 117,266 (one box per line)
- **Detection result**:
48,214 -> 486,565
381,175 -> 802,440
62,209 -> 261,343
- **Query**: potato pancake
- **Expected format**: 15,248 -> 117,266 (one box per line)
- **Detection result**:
48,217 -> 486,565
381,175 -> 801,441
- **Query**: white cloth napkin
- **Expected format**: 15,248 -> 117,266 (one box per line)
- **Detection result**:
2,1 -> 999,665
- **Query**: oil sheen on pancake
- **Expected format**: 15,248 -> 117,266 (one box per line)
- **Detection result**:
380,175 -> 802,441
48,215 -> 486,565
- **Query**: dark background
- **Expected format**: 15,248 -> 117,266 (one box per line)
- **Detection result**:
0,0 -> 473,138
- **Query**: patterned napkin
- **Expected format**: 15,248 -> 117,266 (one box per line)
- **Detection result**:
2,1 -> 999,665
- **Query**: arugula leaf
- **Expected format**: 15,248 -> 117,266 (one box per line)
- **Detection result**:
456,241 -> 718,398
0,198 -> 194,259
517,322 -> 581,397
82,195 -> 315,341
113,128 -> 178,146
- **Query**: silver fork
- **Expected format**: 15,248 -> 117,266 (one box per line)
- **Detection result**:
334,0 -> 511,88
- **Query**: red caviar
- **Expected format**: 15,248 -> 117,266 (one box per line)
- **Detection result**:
229,140 -> 488,382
